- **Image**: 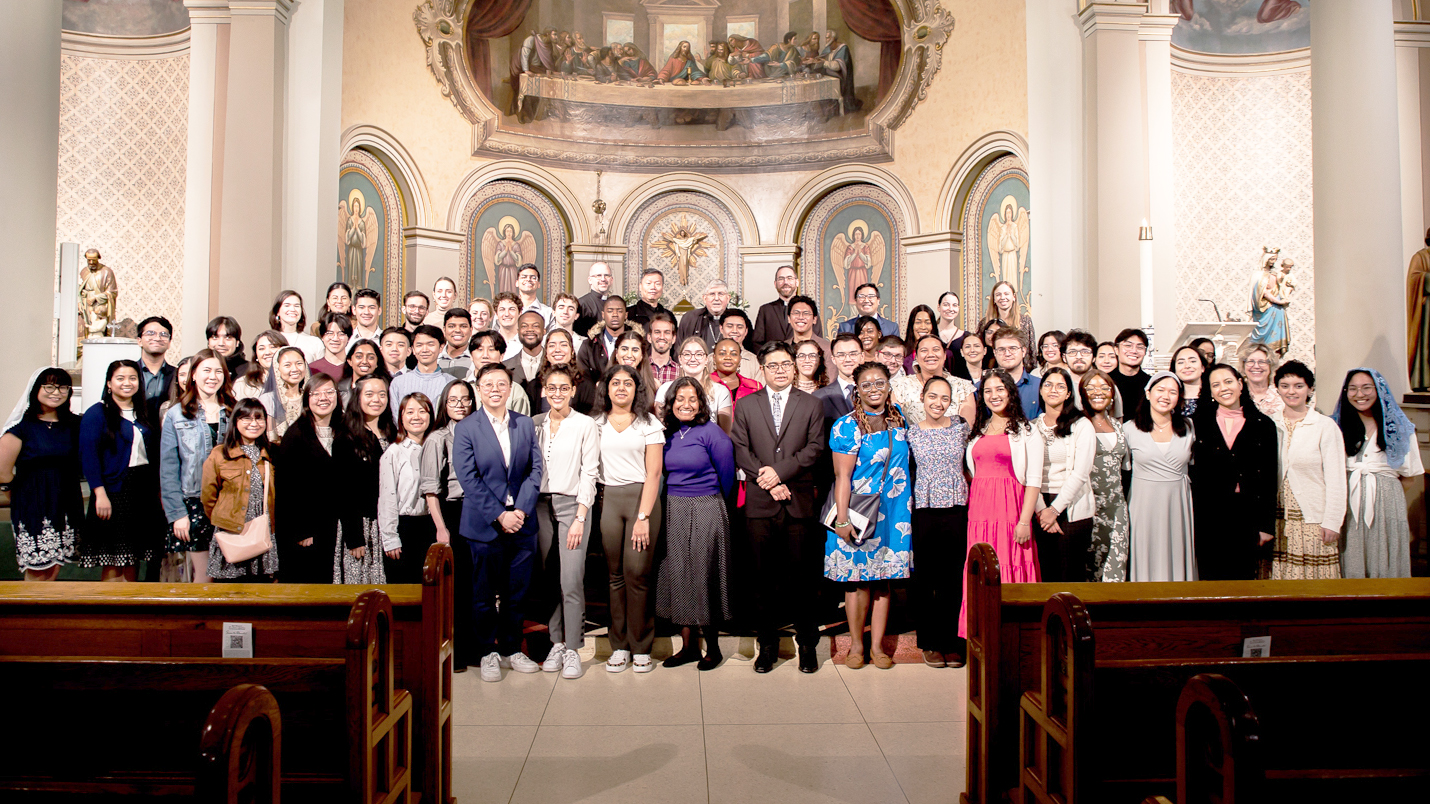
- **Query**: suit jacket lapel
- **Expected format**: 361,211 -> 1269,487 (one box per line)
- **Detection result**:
505,418 -> 521,487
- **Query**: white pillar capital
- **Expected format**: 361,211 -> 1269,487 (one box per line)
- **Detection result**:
183,0 -> 232,23
1079,2 -> 1149,38
1138,13 -> 1180,41
229,0 -> 294,23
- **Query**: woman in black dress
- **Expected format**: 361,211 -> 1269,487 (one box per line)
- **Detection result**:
274,374 -> 344,582
0,368 -> 84,580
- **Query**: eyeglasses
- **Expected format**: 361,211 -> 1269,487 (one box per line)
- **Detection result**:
764,360 -> 794,370
993,346 -> 1022,356
1064,348 -> 1093,357
1244,359 -> 1270,367
789,311 -> 813,319
855,294 -> 878,302
680,351 -> 707,359
38,384 -> 69,395
543,384 -> 573,394
310,390 -> 338,401
447,397 -> 473,407
857,380 -> 888,391
795,353 -> 820,361
1119,343 -> 1148,352
141,330 -> 171,339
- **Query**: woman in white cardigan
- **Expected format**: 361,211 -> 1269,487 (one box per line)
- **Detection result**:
1265,360 -> 1347,579
1031,368 -> 1097,581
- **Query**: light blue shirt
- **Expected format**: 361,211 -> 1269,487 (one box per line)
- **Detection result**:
389,366 -> 455,419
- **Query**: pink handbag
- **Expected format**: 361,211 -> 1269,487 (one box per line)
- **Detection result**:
213,462 -> 272,563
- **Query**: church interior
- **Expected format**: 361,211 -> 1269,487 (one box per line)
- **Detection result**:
3,0 -> 1430,802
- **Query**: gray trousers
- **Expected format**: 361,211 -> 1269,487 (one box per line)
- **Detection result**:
537,492 -> 587,647
600,482 -> 662,654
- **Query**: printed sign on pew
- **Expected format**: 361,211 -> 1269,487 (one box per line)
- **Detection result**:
224,622 -> 253,658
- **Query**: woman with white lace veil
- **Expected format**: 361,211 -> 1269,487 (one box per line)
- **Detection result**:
0,368 -> 84,579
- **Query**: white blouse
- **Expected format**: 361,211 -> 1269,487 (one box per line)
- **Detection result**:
596,415 -> 666,486
378,439 -> 426,551
1345,427 -> 1425,526
537,410 -> 601,507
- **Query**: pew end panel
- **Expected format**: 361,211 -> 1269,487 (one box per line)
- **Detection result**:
198,683 -> 283,804
1019,593 -> 1095,804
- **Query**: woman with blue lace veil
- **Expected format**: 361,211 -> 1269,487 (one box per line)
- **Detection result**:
1332,368 -> 1424,578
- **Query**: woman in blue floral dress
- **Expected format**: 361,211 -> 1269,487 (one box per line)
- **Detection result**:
827,362 -> 913,670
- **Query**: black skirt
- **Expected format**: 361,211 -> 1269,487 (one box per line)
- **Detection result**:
79,465 -> 164,567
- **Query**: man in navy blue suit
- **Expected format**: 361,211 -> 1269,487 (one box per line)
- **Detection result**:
453,363 -> 545,682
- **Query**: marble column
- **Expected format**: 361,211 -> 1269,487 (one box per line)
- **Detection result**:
1141,4 -> 1178,355
1396,14 -> 1430,271
0,0 -> 61,406
215,0 -> 292,336
284,0 -> 345,306
182,0 -> 230,354
1312,0 -> 1406,396
1080,1 -> 1150,340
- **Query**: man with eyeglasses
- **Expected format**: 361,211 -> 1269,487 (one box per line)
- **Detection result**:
784,295 -> 834,379
675,279 -> 731,347
835,283 -> 898,337
402,290 -> 430,332
753,265 -> 821,349
575,261 -> 614,335
1061,329 -> 1122,416
136,315 -> 176,421
874,335 -> 907,378
731,341 -> 827,674
985,327 -> 1042,419
1110,328 -> 1151,422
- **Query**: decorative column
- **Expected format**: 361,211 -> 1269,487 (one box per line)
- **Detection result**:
215,0 -> 291,334
403,227 -> 463,300
182,0 -> 230,354
0,0 -> 61,406
903,232 -> 961,317
1395,14 -> 1430,269
1141,3 -> 1179,356
284,0 -> 345,305
738,244 -> 802,312
1079,1 -> 1150,338
1312,0 -> 1406,395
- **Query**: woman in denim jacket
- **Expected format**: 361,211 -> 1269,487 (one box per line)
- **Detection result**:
158,349 -> 235,581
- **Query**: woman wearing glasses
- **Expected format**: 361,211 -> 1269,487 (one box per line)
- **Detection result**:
533,364 -> 601,679
658,337 -> 733,432
420,380 -> 475,667
1079,369 -> 1130,581
1241,346 -> 1283,417
827,362 -> 913,670
0,368 -> 84,580
793,340 -> 829,393
274,374 -> 343,583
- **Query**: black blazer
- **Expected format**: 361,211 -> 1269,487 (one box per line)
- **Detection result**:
752,299 -> 823,350
575,290 -> 609,336
1189,404 -> 1278,579
273,416 -> 339,551
811,380 -> 854,505
731,388 -> 825,519
626,299 -> 671,329
503,352 -> 543,409
332,429 -> 383,549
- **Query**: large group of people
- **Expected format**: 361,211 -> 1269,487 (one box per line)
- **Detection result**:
1,260 -> 1423,678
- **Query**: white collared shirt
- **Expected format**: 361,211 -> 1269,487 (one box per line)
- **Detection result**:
767,385 -> 791,431
837,377 -> 855,401
486,407 -> 514,505
523,300 -> 554,327
520,349 -> 542,381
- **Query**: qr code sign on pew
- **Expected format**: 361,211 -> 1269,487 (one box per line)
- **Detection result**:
223,622 -> 253,658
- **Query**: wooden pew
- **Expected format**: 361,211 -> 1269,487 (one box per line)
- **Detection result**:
1018,593 -> 1430,804
0,543 -> 453,804
199,684 -> 283,804
0,590 -> 410,803
962,543 -> 1430,804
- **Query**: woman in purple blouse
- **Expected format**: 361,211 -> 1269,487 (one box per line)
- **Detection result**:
656,377 -> 736,670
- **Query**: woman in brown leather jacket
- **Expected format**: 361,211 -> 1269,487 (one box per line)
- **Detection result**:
201,399 -> 277,582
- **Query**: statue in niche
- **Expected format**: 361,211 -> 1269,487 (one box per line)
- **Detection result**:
481,217 -> 537,296
651,214 -> 711,285
986,196 -> 1030,294
1248,246 -> 1290,357
831,220 -> 886,304
1407,228 -> 1430,390
78,248 -> 118,350
338,188 -> 380,290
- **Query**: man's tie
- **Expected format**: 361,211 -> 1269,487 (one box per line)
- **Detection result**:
845,383 -> 856,409
772,393 -> 782,437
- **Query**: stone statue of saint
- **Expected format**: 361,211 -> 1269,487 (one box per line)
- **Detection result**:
1407,229 -> 1430,390
78,248 -> 118,353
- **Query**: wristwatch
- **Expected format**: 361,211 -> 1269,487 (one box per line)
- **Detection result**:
575,514 -> 586,524
637,511 -> 648,522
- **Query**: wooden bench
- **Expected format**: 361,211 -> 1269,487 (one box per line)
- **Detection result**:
0,543 -> 453,804
1017,592 -> 1430,804
0,590 -> 411,803
962,543 -> 1430,804
199,684 -> 283,804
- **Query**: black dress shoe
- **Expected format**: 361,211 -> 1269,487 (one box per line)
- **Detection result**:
754,651 -> 777,673
798,645 -> 818,673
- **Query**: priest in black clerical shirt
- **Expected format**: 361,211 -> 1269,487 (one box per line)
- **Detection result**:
575,261 -> 614,335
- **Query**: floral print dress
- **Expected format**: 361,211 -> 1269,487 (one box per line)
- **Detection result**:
824,411 -> 914,582
1088,422 -> 1131,581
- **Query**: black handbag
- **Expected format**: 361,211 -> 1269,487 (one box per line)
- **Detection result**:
820,430 -> 892,545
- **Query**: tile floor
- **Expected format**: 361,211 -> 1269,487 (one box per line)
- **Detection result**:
450,638 -> 967,804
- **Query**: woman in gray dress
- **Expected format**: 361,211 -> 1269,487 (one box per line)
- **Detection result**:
1125,371 -> 1197,582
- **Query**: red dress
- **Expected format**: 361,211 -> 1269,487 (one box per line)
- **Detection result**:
958,434 -> 1040,637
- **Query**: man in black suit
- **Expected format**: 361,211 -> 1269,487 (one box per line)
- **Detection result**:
574,261 -> 613,335
626,268 -> 672,328
502,310 -> 547,406
752,265 -> 822,349
731,341 -> 827,674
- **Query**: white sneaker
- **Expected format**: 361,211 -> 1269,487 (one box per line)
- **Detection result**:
606,649 -> 631,673
542,642 -> 566,673
479,652 -> 501,683
562,649 -> 584,679
632,653 -> 654,673
503,652 -> 541,674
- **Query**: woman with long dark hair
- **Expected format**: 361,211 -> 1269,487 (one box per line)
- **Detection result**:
1126,372 -> 1196,581
78,360 -> 164,580
269,289 -> 323,362
158,349 -> 235,582
935,291 -> 967,349
1079,369 -> 1130,581
333,375 -> 396,583
202,399 -> 279,581
901,304 -> 938,373
657,376 -> 736,671
0,368 -> 84,579
793,340 -> 829,393
1032,330 -> 1067,378
1333,368 -> 1424,578
234,330 -> 288,400
259,345 -> 308,439
1190,364 -> 1277,580
379,392 -> 435,583
1170,345 -> 1207,416
337,338 -> 387,406
595,364 -> 665,674
853,315 -> 881,361
311,281 -> 353,334
421,380 -> 475,668
828,362 -> 913,669
1031,367 -> 1095,582
274,374 -> 343,583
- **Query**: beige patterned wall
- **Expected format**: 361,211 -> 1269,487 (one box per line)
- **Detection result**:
56,53 -> 188,358
1172,68 -> 1314,367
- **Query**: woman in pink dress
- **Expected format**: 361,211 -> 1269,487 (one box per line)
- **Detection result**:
959,369 -> 1044,637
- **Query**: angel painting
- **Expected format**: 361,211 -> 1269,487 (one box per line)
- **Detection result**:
651,214 -> 711,285
986,197 -> 1030,293
339,188 -> 380,290
831,220 -> 886,305
480,216 -> 537,296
